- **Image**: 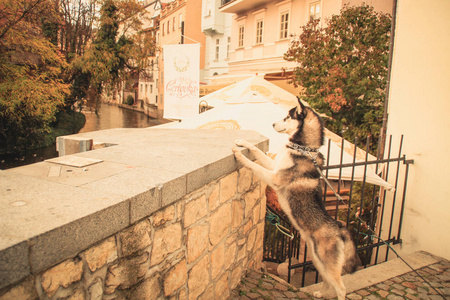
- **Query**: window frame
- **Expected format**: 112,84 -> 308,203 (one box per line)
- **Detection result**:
255,19 -> 264,45
279,11 -> 289,40
309,1 -> 321,21
215,39 -> 220,60
238,25 -> 245,48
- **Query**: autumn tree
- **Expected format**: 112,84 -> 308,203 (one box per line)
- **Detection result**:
70,0 -> 155,108
0,0 -> 70,153
59,0 -> 97,58
0,0 -> 156,153
285,5 -> 391,150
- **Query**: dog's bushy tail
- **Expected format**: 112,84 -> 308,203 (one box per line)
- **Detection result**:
343,248 -> 361,274
341,229 -> 361,274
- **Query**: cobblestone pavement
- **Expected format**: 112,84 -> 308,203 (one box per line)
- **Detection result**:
230,258 -> 450,299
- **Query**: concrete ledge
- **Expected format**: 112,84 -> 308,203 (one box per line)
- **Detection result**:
0,128 -> 268,290
300,251 -> 440,295
56,136 -> 93,156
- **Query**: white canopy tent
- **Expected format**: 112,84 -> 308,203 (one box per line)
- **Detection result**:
167,82 -> 393,190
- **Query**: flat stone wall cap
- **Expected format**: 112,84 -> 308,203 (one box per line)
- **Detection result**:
0,171 -> 126,250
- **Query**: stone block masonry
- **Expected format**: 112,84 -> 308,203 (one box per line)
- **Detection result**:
1,168 -> 266,300
0,128 -> 269,299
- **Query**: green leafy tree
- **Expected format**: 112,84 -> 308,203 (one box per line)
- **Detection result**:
71,0 -> 154,109
0,0 -> 70,154
285,5 -> 391,151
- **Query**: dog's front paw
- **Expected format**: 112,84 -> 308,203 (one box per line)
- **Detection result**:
232,147 -> 245,162
234,139 -> 251,148
313,291 -> 324,298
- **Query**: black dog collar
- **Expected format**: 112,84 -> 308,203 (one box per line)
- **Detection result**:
286,142 -> 319,153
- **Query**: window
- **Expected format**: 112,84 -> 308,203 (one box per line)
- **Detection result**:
179,13 -> 183,28
309,1 -> 321,21
150,84 -> 153,93
162,23 -> 165,36
256,19 -> 263,44
215,39 -> 220,60
173,17 -> 176,31
226,37 -> 231,58
238,25 -> 244,48
280,12 -> 289,39
168,20 -> 170,33
145,84 -> 148,94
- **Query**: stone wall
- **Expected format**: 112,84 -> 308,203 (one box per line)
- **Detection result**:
0,167 -> 266,300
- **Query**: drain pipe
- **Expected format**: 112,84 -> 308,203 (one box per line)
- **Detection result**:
378,0 -> 398,159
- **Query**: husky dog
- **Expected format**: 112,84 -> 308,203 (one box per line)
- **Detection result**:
232,98 -> 359,300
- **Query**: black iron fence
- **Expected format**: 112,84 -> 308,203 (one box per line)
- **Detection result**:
262,135 -> 413,285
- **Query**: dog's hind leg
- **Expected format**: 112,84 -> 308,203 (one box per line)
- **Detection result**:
322,268 -> 346,300
319,258 -> 346,300
309,239 -> 347,300
311,262 -> 346,300
312,280 -> 329,299
309,253 -> 331,299
234,139 -> 275,170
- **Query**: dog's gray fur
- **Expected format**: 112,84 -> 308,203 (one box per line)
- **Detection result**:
232,98 -> 359,300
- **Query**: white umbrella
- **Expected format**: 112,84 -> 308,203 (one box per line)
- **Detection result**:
199,75 -> 298,109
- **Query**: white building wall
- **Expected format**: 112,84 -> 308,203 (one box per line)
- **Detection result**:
202,0 -> 233,84
386,0 -> 450,260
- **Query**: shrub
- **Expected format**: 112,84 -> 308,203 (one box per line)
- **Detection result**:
125,95 -> 135,105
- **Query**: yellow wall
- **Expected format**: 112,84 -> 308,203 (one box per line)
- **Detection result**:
386,0 -> 450,260
185,0 -> 206,70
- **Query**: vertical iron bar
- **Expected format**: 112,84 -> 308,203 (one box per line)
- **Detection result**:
287,225 -> 293,283
346,137 -> 358,227
396,160 -> 411,241
301,243 -> 308,287
281,225 -> 286,261
375,135 -> 393,264
385,135 -> 404,261
356,136 -> 370,267
323,139 -> 332,205
335,138 -> 345,219
278,224 -> 283,261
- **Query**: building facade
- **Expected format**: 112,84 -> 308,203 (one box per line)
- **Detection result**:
201,0 -> 233,84
215,0 -> 393,87
138,1 -> 163,117
385,0 -> 450,260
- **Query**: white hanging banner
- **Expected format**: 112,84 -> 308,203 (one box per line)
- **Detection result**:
163,44 -> 200,119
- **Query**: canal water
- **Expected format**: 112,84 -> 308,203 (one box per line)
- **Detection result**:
0,103 -> 170,170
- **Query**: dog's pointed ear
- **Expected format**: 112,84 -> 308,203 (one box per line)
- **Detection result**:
296,96 -> 305,114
